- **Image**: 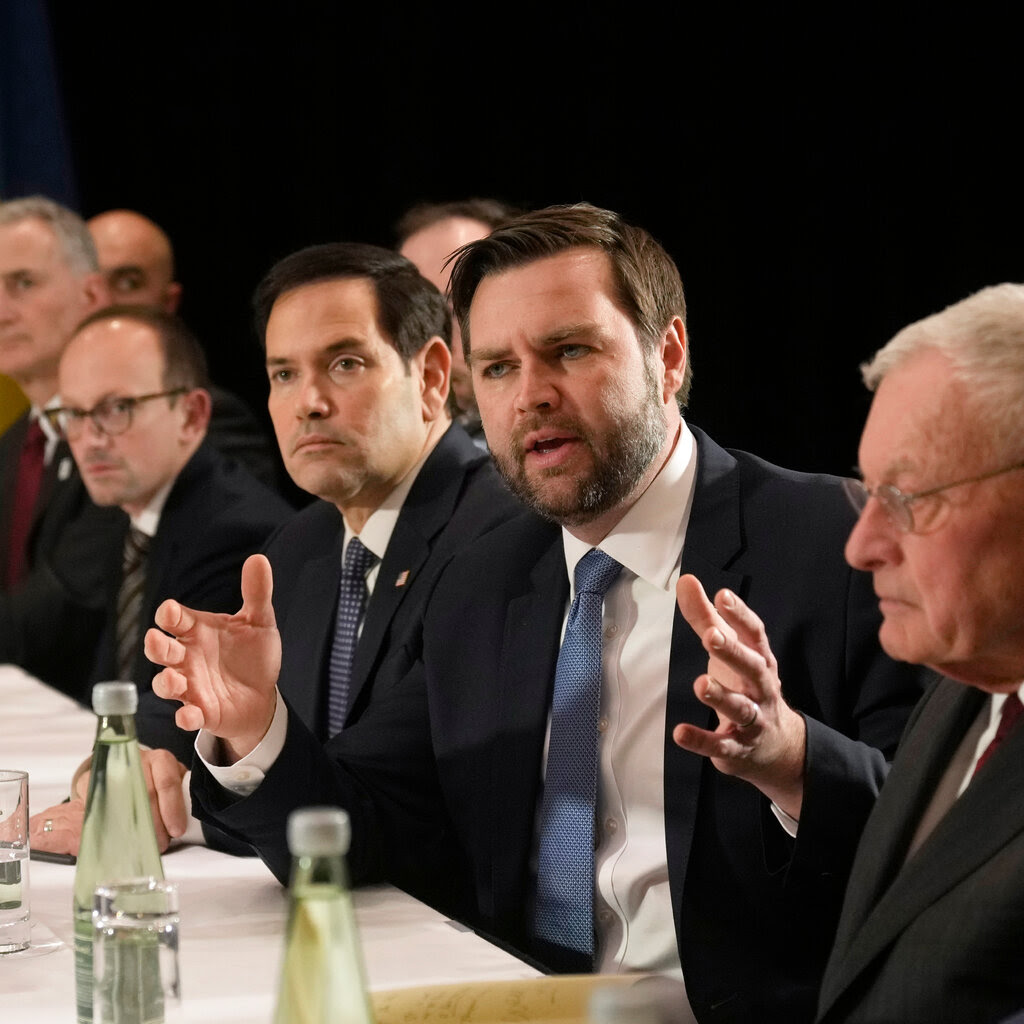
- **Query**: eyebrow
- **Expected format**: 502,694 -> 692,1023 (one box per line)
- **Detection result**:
266,338 -> 367,367
469,322 -> 591,366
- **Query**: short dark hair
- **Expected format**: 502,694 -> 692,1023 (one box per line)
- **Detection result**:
394,198 -> 522,246
449,203 -> 692,408
73,304 -> 210,390
253,242 -> 450,362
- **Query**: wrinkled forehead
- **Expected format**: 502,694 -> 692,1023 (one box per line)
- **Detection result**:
859,350 -> 979,483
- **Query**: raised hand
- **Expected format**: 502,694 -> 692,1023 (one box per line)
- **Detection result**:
145,554 -> 282,761
673,573 -> 807,819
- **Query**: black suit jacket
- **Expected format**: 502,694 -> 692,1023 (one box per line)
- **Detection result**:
193,427 -> 927,1021
0,413 -> 124,687
0,394 -> 289,689
815,677 -> 1024,1024
265,423 -> 522,739
82,443 -> 293,760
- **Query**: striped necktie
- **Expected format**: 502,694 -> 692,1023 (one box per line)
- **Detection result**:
115,525 -> 150,680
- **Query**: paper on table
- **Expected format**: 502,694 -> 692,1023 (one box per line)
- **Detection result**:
371,975 -> 640,1024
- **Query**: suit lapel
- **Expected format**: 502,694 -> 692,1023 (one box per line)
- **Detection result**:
664,428 -> 749,916
349,428 -> 480,713
279,547 -> 342,732
489,534 -> 567,926
818,681 -> 1007,1016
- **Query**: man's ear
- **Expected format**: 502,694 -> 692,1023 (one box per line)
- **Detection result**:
659,316 -> 687,404
178,387 -> 212,442
81,271 -> 109,315
163,281 -> 183,314
417,336 -> 452,422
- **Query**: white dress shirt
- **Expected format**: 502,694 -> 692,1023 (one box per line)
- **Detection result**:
557,423 -> 697,991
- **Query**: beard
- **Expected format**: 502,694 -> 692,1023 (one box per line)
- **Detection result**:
491,368 -> 667,528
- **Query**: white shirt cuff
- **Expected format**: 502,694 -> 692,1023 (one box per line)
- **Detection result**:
173,771 -> 206,846
195,691 -> 289,797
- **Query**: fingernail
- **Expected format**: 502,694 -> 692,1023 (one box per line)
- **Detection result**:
705,677 -> 719,697
709,628 -> 725,649
720,590 -> 735,609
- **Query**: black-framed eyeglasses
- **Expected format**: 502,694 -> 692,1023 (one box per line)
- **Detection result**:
46,389 -> 187,440
842,460 -> 1024,533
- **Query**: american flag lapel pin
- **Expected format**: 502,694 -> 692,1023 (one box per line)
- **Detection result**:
395,570 -> 410,588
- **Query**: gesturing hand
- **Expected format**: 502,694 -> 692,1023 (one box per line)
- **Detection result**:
145,554 -> 282,761
672,574 -> 807,819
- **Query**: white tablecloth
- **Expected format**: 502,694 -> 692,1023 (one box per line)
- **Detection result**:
0,665 -> 539,1022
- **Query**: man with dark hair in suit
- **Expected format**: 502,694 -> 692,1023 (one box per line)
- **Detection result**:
677,283 -> 1024,1023
149,206 -> 926,1022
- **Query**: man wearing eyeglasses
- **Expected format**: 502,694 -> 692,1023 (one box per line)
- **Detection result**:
51,306 -> 290,753
675,283 -> 1024,1022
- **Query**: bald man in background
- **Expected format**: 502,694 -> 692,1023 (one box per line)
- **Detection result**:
88,209 -> 283,492
87,209 -> 182,312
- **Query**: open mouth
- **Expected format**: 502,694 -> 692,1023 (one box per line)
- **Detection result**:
530,436 -> 573,455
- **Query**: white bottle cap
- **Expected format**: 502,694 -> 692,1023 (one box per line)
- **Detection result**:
92,681 -> 138,716
287,807 -> 351,857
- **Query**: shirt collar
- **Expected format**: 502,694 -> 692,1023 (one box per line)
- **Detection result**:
342,444 -> 434,562
131,478 -> 176,538
30,399 -> 62,464
562,421 -> 698,596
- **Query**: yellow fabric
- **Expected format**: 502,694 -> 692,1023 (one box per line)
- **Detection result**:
0,375 -> 29,435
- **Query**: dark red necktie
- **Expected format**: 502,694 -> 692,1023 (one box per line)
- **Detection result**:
5,418 -> 46,590
973,692 -> 1024,777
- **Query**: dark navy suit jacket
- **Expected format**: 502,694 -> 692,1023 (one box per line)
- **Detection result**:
815,676 -> 1024,1024
193,426 -> 928,1021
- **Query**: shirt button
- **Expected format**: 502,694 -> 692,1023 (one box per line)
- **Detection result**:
597,717 -> 609,733
598,909 -> 613,924
234,769 -> 253,782
605,818 -> 618,834
605,624 -> 619,638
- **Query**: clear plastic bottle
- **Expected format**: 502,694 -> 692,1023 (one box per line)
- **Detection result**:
274,807 -> 376,1024
73,682 -> 165,1024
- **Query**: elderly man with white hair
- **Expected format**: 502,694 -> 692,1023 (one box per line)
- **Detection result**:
676,282 -> 1024,1023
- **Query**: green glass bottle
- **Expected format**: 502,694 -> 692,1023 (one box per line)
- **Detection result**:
274,807 -> 376,1024
73,682 -> 165,1024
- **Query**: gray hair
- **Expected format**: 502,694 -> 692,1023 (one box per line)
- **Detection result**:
862,283 -> 1024,460
0,196 -> 99,275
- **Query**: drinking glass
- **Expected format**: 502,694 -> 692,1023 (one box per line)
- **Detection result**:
0,769 -> 30,954
93,877 -> 181,1023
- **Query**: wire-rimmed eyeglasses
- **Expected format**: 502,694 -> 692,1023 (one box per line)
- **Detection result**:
45,389 -> 186,440
842,460 -> 1024,533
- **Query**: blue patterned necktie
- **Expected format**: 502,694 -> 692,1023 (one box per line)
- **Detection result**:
533,547 -> 623,968
327,536 -> 377,736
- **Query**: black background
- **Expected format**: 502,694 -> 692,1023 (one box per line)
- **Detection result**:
43,4 -> 1024,475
